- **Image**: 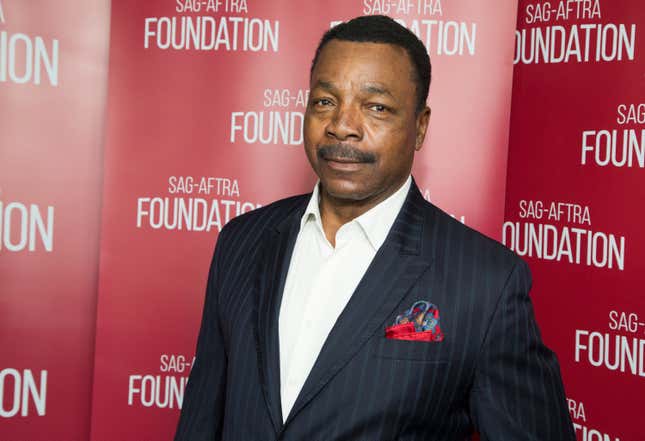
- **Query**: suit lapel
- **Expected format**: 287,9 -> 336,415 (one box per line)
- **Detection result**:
253,201 -> 305,433
283,183 -> 433,427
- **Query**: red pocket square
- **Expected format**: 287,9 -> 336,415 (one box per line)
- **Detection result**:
385,322 -> 444,342
385,300 -> 445,342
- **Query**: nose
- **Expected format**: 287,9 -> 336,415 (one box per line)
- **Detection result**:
325,103 -> 363,141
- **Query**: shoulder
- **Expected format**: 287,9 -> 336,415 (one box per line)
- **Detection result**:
422,200 -> 529,282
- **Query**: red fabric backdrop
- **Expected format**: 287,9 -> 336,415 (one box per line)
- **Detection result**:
2,0 -> 642,440
505,1 -> 645,439
90,2 -> 516,439
0,1 -> 109,439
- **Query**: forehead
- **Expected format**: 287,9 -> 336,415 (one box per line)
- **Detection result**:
311,40 -> 416,97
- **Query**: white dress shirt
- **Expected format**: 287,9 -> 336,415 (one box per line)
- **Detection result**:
278,176 -> 411,421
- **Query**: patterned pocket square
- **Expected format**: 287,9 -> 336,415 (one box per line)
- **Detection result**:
385,300 -> 444,342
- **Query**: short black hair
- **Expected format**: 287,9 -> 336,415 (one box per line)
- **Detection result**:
310,15 -> 431,113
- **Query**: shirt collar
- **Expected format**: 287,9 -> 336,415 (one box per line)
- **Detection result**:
300,176 -> 412,251
301,184 -> 323,231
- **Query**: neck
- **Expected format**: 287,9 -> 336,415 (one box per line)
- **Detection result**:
318,177 -> 408,246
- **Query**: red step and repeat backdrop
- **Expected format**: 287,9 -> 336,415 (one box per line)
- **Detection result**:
91,1 -> 517,439
504,1 -> 644,440
0,1 -> 110,440
1,0 -> 642,440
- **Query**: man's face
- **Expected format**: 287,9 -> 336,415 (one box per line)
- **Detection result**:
304,40 -> 430,204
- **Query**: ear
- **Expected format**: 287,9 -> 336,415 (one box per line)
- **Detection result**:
414,106 -> 431,151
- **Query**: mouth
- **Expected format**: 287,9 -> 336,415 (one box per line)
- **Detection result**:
324,157 -> 363,164
323,157 -> 366,172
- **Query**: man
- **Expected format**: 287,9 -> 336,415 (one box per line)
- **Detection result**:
175,15 -> 575,441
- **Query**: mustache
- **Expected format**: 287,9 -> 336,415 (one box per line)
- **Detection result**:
317,144 -> 376,163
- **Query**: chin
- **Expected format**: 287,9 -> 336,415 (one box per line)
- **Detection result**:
321,179 -> 372,201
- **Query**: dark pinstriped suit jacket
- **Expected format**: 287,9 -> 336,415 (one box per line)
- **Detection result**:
174,181 -> 575,441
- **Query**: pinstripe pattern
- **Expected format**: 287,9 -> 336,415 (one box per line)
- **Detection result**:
174,181 -> 575,441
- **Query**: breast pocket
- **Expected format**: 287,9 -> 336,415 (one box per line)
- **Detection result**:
370,336 -> 448,363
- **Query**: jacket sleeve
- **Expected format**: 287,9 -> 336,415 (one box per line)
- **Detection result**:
470,259 -> 576,440
174,230 -> 229,441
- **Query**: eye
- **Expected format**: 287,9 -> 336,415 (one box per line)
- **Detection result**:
368,103 -> 388,112
312,98 -> 333,107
